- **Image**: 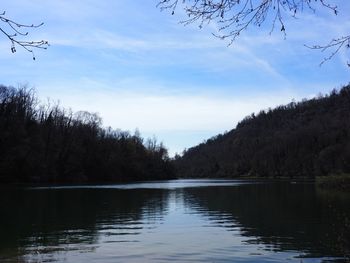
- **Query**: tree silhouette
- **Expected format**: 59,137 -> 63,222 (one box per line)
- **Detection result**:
0,11 -> 49,60
0,85 -> 175,184
158,0 -> 349,66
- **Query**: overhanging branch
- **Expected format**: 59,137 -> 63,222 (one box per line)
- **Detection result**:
0,11 -> 49,60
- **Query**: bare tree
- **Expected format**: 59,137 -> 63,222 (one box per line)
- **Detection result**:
157,0 -> 349,66
0,11 -> 49,60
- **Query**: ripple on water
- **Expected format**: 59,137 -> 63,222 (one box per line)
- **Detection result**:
1,180 -> 348,263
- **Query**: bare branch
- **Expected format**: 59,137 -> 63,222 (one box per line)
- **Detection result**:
158,1 -> 334,39
0,11 -> 49,60
305,36 -> 350,67
158,0 -> 348,66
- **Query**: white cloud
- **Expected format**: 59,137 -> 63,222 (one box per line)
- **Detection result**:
37,80 -> 299,133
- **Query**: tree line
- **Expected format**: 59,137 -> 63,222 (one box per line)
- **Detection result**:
175,84 -> 350,178
0,84 -> 175,184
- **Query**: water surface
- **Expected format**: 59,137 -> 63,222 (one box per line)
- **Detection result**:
0,179 -> 349,262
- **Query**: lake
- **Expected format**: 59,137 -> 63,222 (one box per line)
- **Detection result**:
0,179 -> 349,262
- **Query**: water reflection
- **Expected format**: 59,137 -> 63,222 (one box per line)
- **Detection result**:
0,188 -> 169,262
0,180 -> 349,262
183,183 -> 350,259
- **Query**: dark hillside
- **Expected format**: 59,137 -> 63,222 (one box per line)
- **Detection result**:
175,85 -> 350,178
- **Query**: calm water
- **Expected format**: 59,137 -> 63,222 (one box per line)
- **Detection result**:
0,179 -> 349,262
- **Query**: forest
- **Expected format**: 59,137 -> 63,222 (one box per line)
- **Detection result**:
2,84 -> 350,184
174,85 -> 350,179
0,85 -> 175,184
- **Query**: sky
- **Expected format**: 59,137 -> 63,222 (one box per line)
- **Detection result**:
0,0 -> 349,156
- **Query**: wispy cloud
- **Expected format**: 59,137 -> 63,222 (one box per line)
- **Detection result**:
1,0 -> 349,155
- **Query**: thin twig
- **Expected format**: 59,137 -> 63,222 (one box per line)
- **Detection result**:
157,0 -> 348,66
0,11 -> 49,60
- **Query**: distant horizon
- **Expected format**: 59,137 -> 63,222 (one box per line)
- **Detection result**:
1,0 -> 349,156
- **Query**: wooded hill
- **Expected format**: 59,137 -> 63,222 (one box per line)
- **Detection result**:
0,85 -> 174,184
174,85 -> 350,178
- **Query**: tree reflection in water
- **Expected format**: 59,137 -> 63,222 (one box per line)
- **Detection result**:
183,182 -> 350,260
0,181 -> 349,262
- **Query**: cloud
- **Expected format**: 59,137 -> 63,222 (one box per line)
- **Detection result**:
37,79 -> 300,132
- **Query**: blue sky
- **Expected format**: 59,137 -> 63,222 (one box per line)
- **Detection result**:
0,0 -> 349,156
